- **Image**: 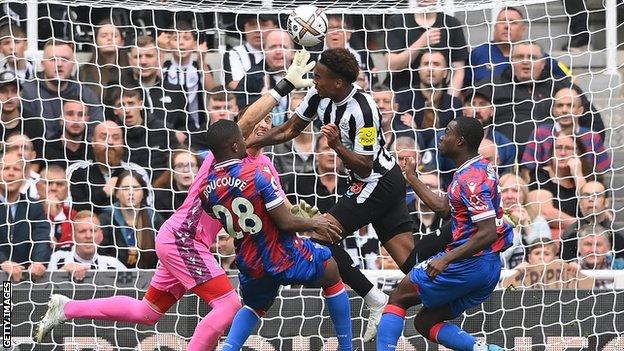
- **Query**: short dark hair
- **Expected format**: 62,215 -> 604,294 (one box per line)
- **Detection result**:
326,14 -> 353,29
319,48 -> 359,84
0,24 -> 26,40
207,85 -> 236,103
455,116 -> 484,153
135,35 -> 155,48
121,88 -> 143,102
206,119 -> 241,156
173,21 -> 198,41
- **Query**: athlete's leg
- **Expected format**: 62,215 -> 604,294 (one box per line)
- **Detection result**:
187,274 -> 241,351
316,257 -> 353,351
375,276 -> 422,351
63,284 -> 178,325
414,305 -> 479,351
382,231 -> 417,272
222,276 -> 279,351
313,220 -> 388,342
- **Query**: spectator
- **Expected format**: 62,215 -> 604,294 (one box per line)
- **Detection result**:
463,86 -> 515,174
0,70 -> 44,157
79,19 -> 129,98
117,88 -> 176,181
43,97 -> 95,169
468,7 -> 570,85
99,170 -> 163,269
121,35 -> 168,118
222,14 -> 278,89
0,150 -> 50,282
402,51 -> 462,148
480,41 -> 603,158
181,86 -> 239,152
21,39 -> 104,139
271,90 -> 316,182
562,0 -> 590,50
36,165 -> 76,250
162,21 -> 209,141
478,138 -> 499,168
48,210 -> 126,280
385,0 -> 468,96
68,120 -> 149,214
284,134 -> 347,211
319,14 -> 377,85
212,231 -> 236,270
153,149 -> 200,220
498,173 -> 552,268
560,181 -> 624,260
5,133 -> 40,199
0,24 -> 36,82
371,84 -> 413,150
393,136 -> 419,175
576,224 -> 624,289
522,86 -> 611,177
527,133 -> 588,236
235,29 -> 294,124
504,237 -> 586,289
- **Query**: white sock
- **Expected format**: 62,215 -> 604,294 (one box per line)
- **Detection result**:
363,287 -> 388,310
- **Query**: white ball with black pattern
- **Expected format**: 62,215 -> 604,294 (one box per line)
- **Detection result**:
287,5 -> 328,47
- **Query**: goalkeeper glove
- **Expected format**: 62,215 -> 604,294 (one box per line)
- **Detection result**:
290,200 -> 320,219
269,49 -> 316,102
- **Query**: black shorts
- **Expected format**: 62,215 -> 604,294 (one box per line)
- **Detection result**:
328,164 -> 413,244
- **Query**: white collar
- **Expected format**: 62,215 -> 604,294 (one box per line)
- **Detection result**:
334,84 -> 359,106
71,246 -> 98,264
214,158 -> 243,169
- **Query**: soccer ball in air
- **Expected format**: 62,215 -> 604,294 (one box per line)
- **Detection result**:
287,5 -> 328,47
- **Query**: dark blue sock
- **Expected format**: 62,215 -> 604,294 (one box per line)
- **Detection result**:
221,306 -> 260,351
376,310 -> 405,351
324,290 -> 352,350
432,322 -> 476,351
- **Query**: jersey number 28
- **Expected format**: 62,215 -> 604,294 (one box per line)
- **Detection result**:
212,197 -> 262,239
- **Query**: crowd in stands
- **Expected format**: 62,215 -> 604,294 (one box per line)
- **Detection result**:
0,2 -> 622,290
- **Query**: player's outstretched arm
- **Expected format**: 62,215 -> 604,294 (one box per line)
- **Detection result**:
404,157 -> 450,217
268,202 -> 341,242
240,49 -> 315,142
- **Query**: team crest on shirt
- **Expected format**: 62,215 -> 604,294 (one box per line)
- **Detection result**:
345,181 -> 365,198
359,127 -> 376,146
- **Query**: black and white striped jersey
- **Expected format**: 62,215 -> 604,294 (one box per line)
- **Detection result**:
47,248 -> 128,271
294,84 -> 396,182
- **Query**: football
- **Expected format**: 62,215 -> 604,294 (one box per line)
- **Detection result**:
287,5 -> 328,47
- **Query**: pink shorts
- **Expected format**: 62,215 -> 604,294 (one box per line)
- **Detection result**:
150,227 -> 227,300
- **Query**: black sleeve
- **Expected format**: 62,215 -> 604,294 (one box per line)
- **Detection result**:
444,15 -> 469,63
386,14 -> 408,51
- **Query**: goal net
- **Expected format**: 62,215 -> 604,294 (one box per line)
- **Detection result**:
1,0 -> 623,350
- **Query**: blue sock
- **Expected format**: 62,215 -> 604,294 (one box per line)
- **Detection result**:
376,309 -> 405,351
324,286 -> 352,350
431,322 -> 476,351
221,306 -> 260,351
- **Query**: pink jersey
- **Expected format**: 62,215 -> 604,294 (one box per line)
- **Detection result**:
160,151 -> 285,246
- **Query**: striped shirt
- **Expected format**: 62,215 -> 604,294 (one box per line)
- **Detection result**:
47,248 -> 127,271
295,85 -> 395,182
521,123 -> 611,173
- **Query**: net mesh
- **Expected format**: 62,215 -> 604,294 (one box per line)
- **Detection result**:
0,0 -> 623,349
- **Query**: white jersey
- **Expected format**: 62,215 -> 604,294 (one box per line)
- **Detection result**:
47,248 -> 128,271
295,84 -> 395,182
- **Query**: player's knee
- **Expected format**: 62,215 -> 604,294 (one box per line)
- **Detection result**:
210,291 -> 242,329
138,300 -> 164,326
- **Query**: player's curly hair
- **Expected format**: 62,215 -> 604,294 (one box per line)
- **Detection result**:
319,48 -> 359,84
455,116 -> 484,153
